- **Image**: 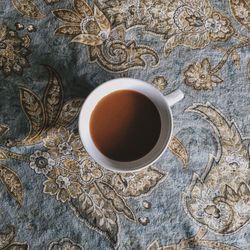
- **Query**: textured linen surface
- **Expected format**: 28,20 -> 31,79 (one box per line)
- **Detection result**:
0,0 -> 250,249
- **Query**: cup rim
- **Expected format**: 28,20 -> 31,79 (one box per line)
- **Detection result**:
78,78 -> 173,172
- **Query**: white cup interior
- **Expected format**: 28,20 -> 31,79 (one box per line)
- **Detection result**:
78,78 -> 173,172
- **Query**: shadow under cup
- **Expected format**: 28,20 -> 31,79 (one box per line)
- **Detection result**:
79,78 -> 173,172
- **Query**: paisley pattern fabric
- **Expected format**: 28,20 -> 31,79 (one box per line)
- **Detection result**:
0,0 -> 249,249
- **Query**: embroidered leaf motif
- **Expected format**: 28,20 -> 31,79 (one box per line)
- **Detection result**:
0,149 -> 28,161
89,41 -> 159,73
74,0 -> 93,16
0,124 -> 9,137
71,34 -> 103,46
96,181 -> 135,221
187,103 -> 244,154
0,226 -> 15,249
11,0 -> 45,19
169,136 -> 189,167
52,9 -> 82,23
229,0 -> 250,30
185,103 -> 250,234
55,26 -> 81,36
57,98 -> 84,127
0,148 -> 8,160
111,166 -> 165,197
0,165 -> 24,206
19,88 -> 45,141
94,5 -> 111,33
164,33 -> 209,57
43,65 -> 63,128
70,184 -> 118,245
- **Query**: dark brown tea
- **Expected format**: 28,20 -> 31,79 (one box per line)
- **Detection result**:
90,90 -> 161,161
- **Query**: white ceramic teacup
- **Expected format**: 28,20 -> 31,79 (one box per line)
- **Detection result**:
79,78 -> 184,172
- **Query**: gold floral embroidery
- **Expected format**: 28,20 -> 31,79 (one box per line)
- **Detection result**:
44,164 -> 82,203
88,38 -> 159,73
0,65 -> 166,245
19,87 -> 46,142
183,41 -> 250,90
152,76 -> 168,91
48,238 -> 83,250
100,0 -> 234,55
18,65 -> 83,145
164,2 -> 234,56
147,227 -> 242,250
39,125 -> 164,244
42,128 -> 103,202
79,157 -> 103,183
29,150 -> 56,175
11,0 -> 45,19
0,225 -> 28,249
184,103 -> 250,234
184,58 -> 223,90
109,167 -> 165,197
57,99 -> 84,127
70,183 -> 119,244
102,0 -> 145,29
96,181 -> 135,221
0,24 -> 31,75
53,0 -> 159,73
53,0 -> 111,46
229,0 -> 250,30
0,146 -> 27,161
0,165 -> 24,206
44,127 -> 83,158
168,136 -> 189,168
215,183 -> 250,218
43,65 -> 64,129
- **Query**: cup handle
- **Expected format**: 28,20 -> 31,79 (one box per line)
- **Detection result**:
164,89 -> 184,107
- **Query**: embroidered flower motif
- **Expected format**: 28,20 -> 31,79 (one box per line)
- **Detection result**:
204,12 -> 234,41
230,0 -> 250,29
44,127 -> 83,159
43,165 -> 82,203
152,76 -> 168,91
166,1 -> 234,43
0,24 -> 30,75
29,150 -> 55,175
58,142 -> 73,156
234,2 -> 249,19
164,1 -> 235,55
102,0 -> 170,33
59,157 -> 103,184
79,157 -> 103,183
104,0 -> 145,28
48,238 -> 83,250
103,0 -> 234,52
216,183 -> 250,218
184,59 -> 223,90
53,0 -> 111,46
